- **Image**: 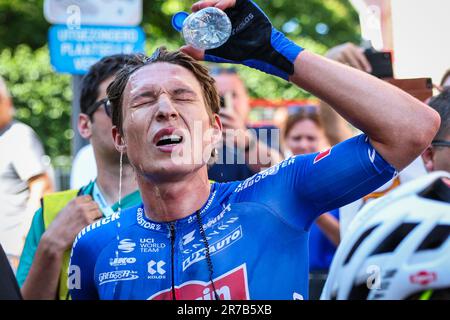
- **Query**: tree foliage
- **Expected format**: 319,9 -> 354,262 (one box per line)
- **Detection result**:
0,45 -> 72,158
0,0 -> 360,158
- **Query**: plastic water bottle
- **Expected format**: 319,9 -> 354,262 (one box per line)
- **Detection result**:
172,7 -> 232,50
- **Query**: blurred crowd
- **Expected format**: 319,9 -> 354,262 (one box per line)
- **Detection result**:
0,39 -> 449,300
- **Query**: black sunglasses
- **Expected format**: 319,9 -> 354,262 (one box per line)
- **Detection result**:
432,140 -> 450,148
86,98 -> 112,118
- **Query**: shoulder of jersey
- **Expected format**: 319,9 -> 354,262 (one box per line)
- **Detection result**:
72,204 -> 139,250
212,181 -> 240,199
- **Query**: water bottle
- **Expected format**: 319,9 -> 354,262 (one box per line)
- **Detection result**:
172,7 -> 232,50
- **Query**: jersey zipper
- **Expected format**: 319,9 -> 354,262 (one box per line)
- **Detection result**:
169,222 -> 176,300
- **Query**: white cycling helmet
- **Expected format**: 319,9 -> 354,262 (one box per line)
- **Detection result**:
321,171 -> 450,300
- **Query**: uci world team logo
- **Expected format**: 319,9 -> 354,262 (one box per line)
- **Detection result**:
118,239 -> 136,253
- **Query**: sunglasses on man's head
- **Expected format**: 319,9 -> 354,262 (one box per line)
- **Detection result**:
86,98 -> 112,118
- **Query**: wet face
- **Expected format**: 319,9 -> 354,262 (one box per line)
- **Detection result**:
285,119 -> 323,155
116,62 -> 221,180
213,73 -> 250,121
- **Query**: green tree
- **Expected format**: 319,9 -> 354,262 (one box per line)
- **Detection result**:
0,45 -> 72,158
0,0 -> 361,158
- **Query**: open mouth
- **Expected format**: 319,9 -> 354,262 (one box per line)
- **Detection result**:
156,134 -> 183,147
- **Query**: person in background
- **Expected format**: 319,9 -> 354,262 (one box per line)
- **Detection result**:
70,143 -> 97,189
422,88 -> 450,174
208,67 -> 283,182
0,75 -> 52,272
283,109 -> 340,299
322,89 -> 449,300
322,43 -> 428,237
17,54 -> 141,300
439,69 -> 450,90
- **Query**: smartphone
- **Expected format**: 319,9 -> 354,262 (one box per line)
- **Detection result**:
364,49 -> 394,79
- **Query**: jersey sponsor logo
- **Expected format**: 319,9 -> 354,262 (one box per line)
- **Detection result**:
98,270 -> 139,286
409,270 -> 437,286
189,203 -> 232,229
182,226 -> 243,271
203,204 -> 231,230
313,148 -> 332,164
140,238 -> 166,253
136,208 -> 162,231
234,158 -> 295,193
182,213 -> 240,255
73,211 -> 121,248
148,264 -> 249,300
118,239 -> 136,253
109,257 -> 136,267
182,230 -> 196,246
148,260 -> 166,280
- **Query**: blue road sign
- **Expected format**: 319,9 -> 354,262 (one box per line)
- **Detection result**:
49,25 -> 145,74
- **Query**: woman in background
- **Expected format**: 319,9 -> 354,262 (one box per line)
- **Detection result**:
283,108 -> 340,299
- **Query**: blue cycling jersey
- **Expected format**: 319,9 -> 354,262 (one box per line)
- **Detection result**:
69,134 -> 396,300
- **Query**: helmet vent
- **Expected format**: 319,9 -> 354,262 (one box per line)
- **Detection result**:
416,225 -> 450,251
344,225 -> 379,265
370,223 -> 418,255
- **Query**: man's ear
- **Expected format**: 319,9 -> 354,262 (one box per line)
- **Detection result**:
421,146 -> 434,173
112,126 -> 127,153
78,114 -> 92,139
211,114 -> 223,146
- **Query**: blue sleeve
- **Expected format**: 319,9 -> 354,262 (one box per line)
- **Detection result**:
234,134 -> 396,230
16,208 -> 45,287
68,230 -> 99,300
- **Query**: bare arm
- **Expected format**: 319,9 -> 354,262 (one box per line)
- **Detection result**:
319,43 -> 373,145
290,51 -> 440,170
22,174 -> 52,237
21,235 -> 64,300
21,196 -> 101,300
184,0 -> 440,169
315,213 -> 340,246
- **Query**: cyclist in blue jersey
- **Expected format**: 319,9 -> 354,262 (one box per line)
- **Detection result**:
69,0 -> 440,300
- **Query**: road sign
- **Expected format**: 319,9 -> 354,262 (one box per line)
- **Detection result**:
44,0 -> 142,26
48,25 -> 146,74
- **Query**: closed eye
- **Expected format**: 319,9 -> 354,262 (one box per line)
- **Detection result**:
172,88 -> 197,101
